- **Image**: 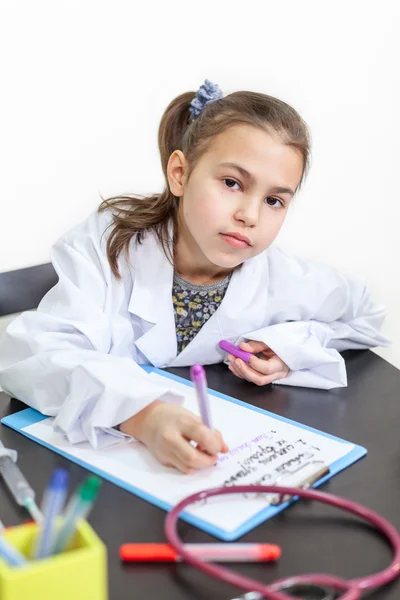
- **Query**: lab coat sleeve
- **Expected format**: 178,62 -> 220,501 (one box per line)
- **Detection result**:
0,219 -> 183,448
237,252 -> 389,390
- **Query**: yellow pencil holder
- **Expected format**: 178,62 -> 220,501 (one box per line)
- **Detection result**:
0,520 -> 108,600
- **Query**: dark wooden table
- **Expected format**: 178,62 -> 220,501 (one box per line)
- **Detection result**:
1,350 -> 400,599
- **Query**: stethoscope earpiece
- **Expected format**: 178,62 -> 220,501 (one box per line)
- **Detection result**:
232,584 -> 338,599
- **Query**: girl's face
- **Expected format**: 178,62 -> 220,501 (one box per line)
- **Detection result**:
169,124 -> 304,277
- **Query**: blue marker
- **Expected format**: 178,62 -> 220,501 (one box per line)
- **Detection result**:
0,520 -> 27,567
35,468 -> 69,559
53,476 -> 101,554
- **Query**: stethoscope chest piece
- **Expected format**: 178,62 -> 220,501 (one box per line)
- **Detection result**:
231,585 -> 339,599
273,582 -> 339,599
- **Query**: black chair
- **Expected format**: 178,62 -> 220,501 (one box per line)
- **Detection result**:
0,263 -> 58,317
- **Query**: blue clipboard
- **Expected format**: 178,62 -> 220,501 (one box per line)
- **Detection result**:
1,366 -> 367,541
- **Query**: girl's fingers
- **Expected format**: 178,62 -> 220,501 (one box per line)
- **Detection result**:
247,355 -> 286,376
160,450 -> 193,474
229,363 -> 244,379
169,455 -> 194,474
171,438 -> 217,471
238,340 -> 268,354
180,417 -> 224,456
234,358 -> 289,386
216,430 -> 229,453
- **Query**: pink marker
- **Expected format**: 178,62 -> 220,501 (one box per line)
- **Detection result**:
190,364 -> 213,430
219,340 -> 253,364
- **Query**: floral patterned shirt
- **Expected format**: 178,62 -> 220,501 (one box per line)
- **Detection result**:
172,271 -> 232,354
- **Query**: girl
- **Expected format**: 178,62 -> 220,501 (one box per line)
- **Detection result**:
0,80 -> 388,474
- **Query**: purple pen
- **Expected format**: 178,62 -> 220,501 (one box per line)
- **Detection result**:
190,364 -> 213,430
219,340 -> 253,364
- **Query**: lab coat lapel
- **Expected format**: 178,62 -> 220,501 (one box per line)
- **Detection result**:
128,232 -> 177,366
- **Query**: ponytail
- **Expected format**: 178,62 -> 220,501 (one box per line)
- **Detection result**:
99,92 -> 195,278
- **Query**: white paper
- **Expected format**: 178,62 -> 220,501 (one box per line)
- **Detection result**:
23,372 -> 354,535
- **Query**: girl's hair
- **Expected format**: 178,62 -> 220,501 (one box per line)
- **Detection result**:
99,89 -> 311,278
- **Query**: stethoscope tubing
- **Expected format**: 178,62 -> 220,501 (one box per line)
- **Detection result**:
165,485 -> 400,600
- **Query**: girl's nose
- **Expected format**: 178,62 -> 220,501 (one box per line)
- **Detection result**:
233,198 -> 259,227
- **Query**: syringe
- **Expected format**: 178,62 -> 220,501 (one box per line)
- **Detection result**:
0,441 -> 43,524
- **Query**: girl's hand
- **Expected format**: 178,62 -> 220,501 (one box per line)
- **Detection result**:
119,401 -> 229,474
227,341 -> 289,386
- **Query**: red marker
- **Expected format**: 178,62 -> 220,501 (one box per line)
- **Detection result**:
120,542 -> 281,563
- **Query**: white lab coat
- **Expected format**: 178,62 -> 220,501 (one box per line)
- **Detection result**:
0,211 -> 389,448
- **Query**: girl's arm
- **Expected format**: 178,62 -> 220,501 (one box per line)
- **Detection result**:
236,249 -> 389,390
0,213 -> 183,448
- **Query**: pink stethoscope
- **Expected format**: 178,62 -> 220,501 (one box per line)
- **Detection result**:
165,485 -> 400,600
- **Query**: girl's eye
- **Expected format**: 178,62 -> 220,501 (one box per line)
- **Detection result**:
223,179 -> 285,208
223,178 -> 241,191
265,197 -> 284,208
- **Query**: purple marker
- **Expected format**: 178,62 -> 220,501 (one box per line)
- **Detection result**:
190,364 -> 213,430
219,340 -> 253,364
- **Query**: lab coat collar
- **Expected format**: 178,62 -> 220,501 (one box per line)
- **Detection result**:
127,229 -> 177,366
128,228 -> 269,367
128,229 -> 174,325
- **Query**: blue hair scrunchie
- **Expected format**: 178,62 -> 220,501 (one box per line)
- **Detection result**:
189,79 -> 224,120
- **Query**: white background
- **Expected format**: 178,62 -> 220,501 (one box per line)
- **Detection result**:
0,0 -> 399,368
